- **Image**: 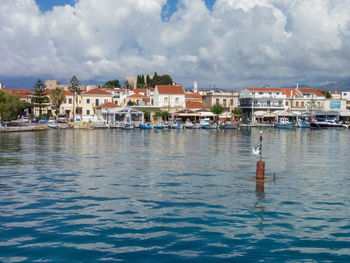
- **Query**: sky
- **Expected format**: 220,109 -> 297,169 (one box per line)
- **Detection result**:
1,0 -> 350,90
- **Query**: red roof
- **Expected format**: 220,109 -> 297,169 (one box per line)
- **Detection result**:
186,101 -> 208,109
298,88 -> 325,97
128,93 -> 148,98
97,102 -> 120,108
185,93 -> 202,99
5,89 -> 33,95
133,88 -> 147,93
156,85 -> 184,95
83,88 -> 111,95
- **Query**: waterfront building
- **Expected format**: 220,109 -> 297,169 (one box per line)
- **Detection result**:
96,105 -> 144,125
57,90 -> 74,119
153,85 -> 186,110
202,90 -> 239,112
240,87 -> 293,122
285,88 -> 326,112
79,88 -> 113,122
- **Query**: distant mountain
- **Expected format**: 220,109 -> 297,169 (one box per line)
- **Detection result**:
315,78 -> 350,92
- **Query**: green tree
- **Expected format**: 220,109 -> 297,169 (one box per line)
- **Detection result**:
153,110 -> 169,121
0,90 -> 26,121
232,107 -> 243,115
68,76 -> 81,121
142,110 -> 151,122
124,80 -> 133,90
50,87 -> 66,116
320,90 -> 331,98
210,104 -> 224,121
104,79 -> 121,89
146,75 -> 151,86
32,79 -> 49,116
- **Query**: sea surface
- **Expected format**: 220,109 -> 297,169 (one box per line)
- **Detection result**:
1,128 -> 350,262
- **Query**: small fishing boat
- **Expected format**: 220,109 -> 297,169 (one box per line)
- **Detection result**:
274,117 -> 295,129
139,123 -> 153,129
122,122 -> 134,130
296,115 -> 311,128
184,121 -> 200,129
168,120 -> 183,129
48,120 -> 60,129
200,118 -> 217,129
219,121 -> 238,129
155,122 -> 164,129
311,119 -> 345,128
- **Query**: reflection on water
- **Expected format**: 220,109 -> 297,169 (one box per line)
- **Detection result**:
1,128 -> 350,262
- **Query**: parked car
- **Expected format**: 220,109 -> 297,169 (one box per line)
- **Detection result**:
21,116 -> 29,123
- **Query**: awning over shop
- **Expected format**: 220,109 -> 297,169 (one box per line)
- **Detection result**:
176,113 -> 201,116
200,112 -> 215,117
274,110 -> 297,116
253,111 -> 277,117
218,112 -> 233,118
340,111 -> 350,116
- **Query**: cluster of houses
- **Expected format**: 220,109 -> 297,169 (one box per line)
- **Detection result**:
2,80 -> 350,124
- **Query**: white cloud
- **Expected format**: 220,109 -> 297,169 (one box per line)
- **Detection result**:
1,0 -> 350,88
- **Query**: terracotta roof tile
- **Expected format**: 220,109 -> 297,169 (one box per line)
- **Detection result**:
185,93 -> 202,99
133,88 -> 147,93
97,102 -> 120,108
83,88 -> 112,95
298,88 -> 325,97
128,93 -> 148,98
156,85 -> 184,95
186,101 -> 208,109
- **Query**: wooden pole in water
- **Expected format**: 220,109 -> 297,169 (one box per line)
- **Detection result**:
256,131 -> 265,180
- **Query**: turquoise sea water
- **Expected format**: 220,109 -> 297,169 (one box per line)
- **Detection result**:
1,128 -> 350,262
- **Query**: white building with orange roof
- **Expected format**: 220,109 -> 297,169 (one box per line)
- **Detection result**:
153,85 -> 186,109
78,88 -> 113,122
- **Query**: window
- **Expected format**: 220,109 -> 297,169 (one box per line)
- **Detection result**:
216,99 -> 220,104
267,100 -> 271,106
296,101 -> 299,107
175,97 -> 179,103
86,99 -> 90,104
164,97 -> 168,104
104,99 -> 108,103
64,98 -> 67,104
95,99 -> 99,106
301,101 -> 304,107
259,92 -> 263,95
223,99 -> 227,107
230,99 -> 233,105
286,101 -> 289,106
86,110 -> 90,115
69,98 -> 72,104
114,101 -> 118,105
151,99 -> 154,105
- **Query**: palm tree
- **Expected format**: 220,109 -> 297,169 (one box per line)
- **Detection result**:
50,87 -> 66,117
